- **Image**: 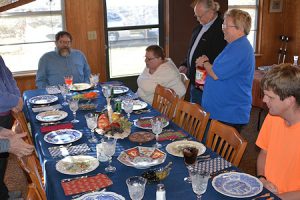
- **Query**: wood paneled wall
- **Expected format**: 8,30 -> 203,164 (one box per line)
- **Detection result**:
15,0 -> 300,94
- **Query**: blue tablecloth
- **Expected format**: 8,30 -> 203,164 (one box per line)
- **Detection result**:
23,86 -> 280,200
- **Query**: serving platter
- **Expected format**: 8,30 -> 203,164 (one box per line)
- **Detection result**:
36,110 -> 68,122
113,86 -> 129,94
166,140 -> 206,157
133,116 -> 169,130
56,155 -> 99,175
29,95 -> 58,105
117,146 -> 166,169
73,191 -> 125,200
128,131 -> 155,144
44,129 -> 82,145
122,99 -> 147,111
70,83 -> 92,91
95,128 -> 131,139
212,172 -> 263,198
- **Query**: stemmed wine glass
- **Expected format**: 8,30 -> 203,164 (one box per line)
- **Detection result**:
151,118 -> 163,148
102,85 -> 112,99
102,137 -> 117,173
64,75 -> 73,89
183,147 -> 199,183
58,84 -> 68,106
90,74 -> 99,87
126,176 -> 147,200
69,98 -> 79,123
190,169 -> 210,200
85,113 -> 99,143
122,100 -> 134,120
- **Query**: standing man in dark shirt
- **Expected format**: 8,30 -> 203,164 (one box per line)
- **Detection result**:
179,0 -> 227,105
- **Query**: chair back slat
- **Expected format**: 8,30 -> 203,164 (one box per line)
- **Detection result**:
11,111 -> 33,145
18,155 -> 46,200
206,120 -> 247,166
152,84 -> 179,120
173,99 -> 210,141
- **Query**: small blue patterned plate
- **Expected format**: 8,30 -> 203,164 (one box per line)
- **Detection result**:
212,172 -> 263,198
73,191 -> 125,200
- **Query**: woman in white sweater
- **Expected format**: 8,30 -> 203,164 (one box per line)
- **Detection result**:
137,45 -> 186,104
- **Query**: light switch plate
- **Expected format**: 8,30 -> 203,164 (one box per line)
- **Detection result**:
87,31 -> 97,40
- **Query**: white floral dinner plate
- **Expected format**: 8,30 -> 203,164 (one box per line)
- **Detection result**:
113,86 -> 129,94
121,100 -> 147,111
44,129 -> 82,145
212,172 -> 263,198
56,155 -> 99,175
29,95 -> 58,105
70,83 -> 92,91
133,116 -> 169,130
166,140 -> 206,157
117,146 -> 166,169
36,110 -> 68,122
73,191 -> 125,200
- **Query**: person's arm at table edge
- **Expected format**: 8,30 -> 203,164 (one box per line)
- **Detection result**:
203,61 -> 218,80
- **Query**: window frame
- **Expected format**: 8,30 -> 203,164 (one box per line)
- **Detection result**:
228,0 -> 262,54
0,0 -> 65,75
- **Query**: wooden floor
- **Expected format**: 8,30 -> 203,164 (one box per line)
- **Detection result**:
4,107 -> 267,199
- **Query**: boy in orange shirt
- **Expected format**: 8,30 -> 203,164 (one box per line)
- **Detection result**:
256,64 -> 300,200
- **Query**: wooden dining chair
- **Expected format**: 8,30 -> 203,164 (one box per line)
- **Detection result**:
11,111 -> 33,145
173,99 -> 210,141
206,120 -> 248,166
26,183 -> 44,200
18,154 -> 47,200
180,73 -> 190,100
152,84 -> 179,120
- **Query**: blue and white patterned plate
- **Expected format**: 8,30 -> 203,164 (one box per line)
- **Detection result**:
29,95 -> 58,105
73,191 -> 125,200
44,129 -> 82,144
212,172 -> 263,198
113,86 -> 129,94
36,110 -> 68,122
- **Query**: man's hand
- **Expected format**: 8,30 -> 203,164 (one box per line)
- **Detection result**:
8,132 -> 34,157
12,97 -> 23,113
178,66 -> 188,74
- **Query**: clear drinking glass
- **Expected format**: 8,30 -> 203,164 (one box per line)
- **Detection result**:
85,113 -> 99,143
69,98 -> 79,123
64,75 -> 73,89
90,73 -> 100,87
122,99 -> 134,119
102,137 -> 117,173
190,169 -> 210,200
102,85 -> 112,98
126,176 -> 147,200
151,118 -> 163,148
183,147 -> 199,183
58,84 -> 68,106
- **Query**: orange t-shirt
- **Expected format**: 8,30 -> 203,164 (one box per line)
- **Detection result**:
256,114 -> 300,194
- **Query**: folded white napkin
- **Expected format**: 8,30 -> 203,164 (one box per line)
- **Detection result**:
32,104 -> 62,113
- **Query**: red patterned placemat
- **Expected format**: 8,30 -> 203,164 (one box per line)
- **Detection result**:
61,174 -> 113,196
41,123 -> 73,133
158,130 -> 186,141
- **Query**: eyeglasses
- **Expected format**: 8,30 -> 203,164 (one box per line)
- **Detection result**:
145,57 -> 158,62
222,24 -> 237,29
58,40 -> 71,45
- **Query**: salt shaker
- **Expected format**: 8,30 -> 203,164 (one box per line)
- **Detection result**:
156,183 -> 166,200
293,55 -> 298,66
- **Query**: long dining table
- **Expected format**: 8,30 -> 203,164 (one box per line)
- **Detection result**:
23,83 -> 280,200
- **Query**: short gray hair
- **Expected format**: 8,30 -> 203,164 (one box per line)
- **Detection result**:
192,0 -> 220,12
224,9 -> 251,35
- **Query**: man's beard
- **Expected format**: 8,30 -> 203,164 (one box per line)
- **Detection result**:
59,48 -> 71,57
